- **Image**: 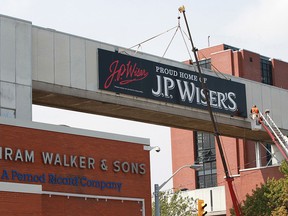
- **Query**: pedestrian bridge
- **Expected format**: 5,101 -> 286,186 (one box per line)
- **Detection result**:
31,26 -> 288,142
1,15 -> 288,142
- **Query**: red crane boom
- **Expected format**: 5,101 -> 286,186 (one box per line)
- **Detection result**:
179,6 -> 242,216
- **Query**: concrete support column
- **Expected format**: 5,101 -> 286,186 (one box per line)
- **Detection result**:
0,15 -> 32,120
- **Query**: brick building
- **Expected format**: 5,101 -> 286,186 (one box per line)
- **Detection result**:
171,44 -> 288,215
0,118 -> 151,216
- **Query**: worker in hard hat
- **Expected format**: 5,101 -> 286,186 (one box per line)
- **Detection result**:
250,105 -> 259,122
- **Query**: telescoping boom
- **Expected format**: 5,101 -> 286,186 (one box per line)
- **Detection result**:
178,6 -> 243,216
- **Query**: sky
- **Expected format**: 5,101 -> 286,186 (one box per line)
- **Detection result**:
1,0 -> 288,192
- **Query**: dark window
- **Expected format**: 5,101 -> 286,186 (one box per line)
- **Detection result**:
261,57 -> 273,85
195,131 -> 217,188
266,143 -> 272,166
224,44 -> 240,52
199,59 -> 211,70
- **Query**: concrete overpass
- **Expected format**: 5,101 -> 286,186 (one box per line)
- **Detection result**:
1,15 -> 288,142
32,80 -> 271,142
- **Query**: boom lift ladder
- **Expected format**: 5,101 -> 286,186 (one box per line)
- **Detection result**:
257,110 -> 288,161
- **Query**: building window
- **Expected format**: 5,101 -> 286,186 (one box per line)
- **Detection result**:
261,57 -> 273,85
224,44 -> 240,52
194,131 -> 217,188
199,59 -> 211,70
266,143 -> 272,166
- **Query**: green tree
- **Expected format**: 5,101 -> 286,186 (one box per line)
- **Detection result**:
269,160 -> 288,216
230,160 -> 288,216
152,190 -> 197,216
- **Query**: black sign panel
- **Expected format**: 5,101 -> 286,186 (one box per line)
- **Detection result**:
98,49 -> 247,117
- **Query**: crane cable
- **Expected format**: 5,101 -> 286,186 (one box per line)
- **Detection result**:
129,15 -> 193,61
162,22 -> 180,58
129,25 -> 178,51
162,16 -> 193,61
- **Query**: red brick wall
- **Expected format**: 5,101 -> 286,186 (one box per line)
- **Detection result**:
225,165 -> 283,213
244,140 -> 257,168
171,128 -> 197,190
219,137 -> 239,176
41,195 -> 143,216
211,50 -> 234,75
232,51 -> 242,77
0,192 -> 42,215
238,50 -> 262,82
0,192 -> 144,216
198,45 -> 263,81
198,44 -> 225,60
237,139 -> 246,170
272,59 -> 288,89
0,123 -> 151,216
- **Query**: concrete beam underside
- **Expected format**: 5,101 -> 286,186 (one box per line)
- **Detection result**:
32,81 -> 273,142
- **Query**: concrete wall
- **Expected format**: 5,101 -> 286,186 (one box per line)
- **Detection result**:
0,15 -> 32,120
242,77 -> 288,129
182,186 -> 226,214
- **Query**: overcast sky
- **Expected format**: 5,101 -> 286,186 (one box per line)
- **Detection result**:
1,0 -> 288,192
1,0 -> 287,62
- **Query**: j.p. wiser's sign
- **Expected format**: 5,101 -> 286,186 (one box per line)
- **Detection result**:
98,49 -> 247,117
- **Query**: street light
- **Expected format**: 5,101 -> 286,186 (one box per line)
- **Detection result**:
154,164 -> 202,216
